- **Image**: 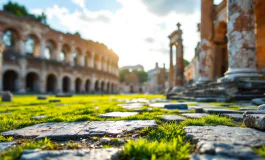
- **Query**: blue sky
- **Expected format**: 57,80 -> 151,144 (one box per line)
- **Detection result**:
0,0 -> 224,70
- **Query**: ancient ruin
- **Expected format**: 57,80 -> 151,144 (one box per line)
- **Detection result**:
0,11 -> 119,94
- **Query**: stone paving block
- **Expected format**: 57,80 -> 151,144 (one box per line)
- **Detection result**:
2,122 -> 62,137
30,115 -> 47,120
20,148 -> 120,160
190,154 -> 233,160
37,96 -> 47,100
77,120 -> 157,136
121,103 -> 144,110
195,141 -> 259,159
0,142 -> 17,152
184,126 -> 265,147
37,121 -> 89,140
164,103 -> 188,110
161,115 -> 185,122
2,120 -> 157,139
98,112 -> 138,118
221,114 -> 243,121
49,99 -> 61,103
251,98 -> 265,105
182,113 -> 208,119
243,113 -> 265,131
203,109 -> 243,114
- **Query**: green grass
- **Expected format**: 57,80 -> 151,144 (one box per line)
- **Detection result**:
254,146 -> 265,157
0,95 -> 240,160
0,94 -> 167,132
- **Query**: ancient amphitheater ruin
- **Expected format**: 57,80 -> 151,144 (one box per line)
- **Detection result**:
0,11 -> 119,94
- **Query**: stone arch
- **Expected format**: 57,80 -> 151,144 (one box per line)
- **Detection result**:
62,76 -> 71,93
130,85 -> 134,93
2,28 -> 20,52
214,21 -> 228,78
45,40 -> 57,60
85,79 -> 91,92
46,74 -> 57,93
94,80 -> 100,92
75,77 -> 82,93
106,82 -> 110,93
26,72 -> 40,93
101,81 -> 105,93
61,44 -> 70,62
3,70 -> 19,92
25,34 -> 40,56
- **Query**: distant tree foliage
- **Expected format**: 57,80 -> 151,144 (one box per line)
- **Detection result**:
3,1 -> 48,25
184,59 -> 190,67
119,69 -> 148,83
133,70 -> 148,83
119,69 -> 130,82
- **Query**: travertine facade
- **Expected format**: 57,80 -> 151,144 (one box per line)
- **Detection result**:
0,11 -> 119,94
185,0 -> 265,84
147,63 -> 167,93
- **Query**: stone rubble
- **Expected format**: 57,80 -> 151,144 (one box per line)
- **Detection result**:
243,113 -> 265,131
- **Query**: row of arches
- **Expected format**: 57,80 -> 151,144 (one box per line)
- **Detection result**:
3,70 -> 117,93
2,29 -> 118,73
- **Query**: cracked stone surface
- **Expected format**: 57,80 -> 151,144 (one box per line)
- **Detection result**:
182,113 -> 208,119
164,103 -> 188,110
194,141 -> 260,159
0,142 -> 17,152
204,109 -> 243,114
98,112 -> 138,118
184,126 -> 265,147
221,114 -> 243,121
161,115 -> 185,122
20,148 -> 120,160
243,113 -> 265,131
2,120 -> 157,139
77,120 -> 157,136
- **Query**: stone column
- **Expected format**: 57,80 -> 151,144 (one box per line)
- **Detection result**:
169,45 -> 174,87
56,42 -> 62,61
91,52 -> 95,68
18,58 -> 27,93
223,0 -> 262,80
175,40 -> 184,86
197,0 -> 214,84
39,39 -> 46,58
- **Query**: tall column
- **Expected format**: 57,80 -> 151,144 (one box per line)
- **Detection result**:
56,42 -> 62,61
169,45 -> 174,87
39,39 -> 46,58
18,58 -> 27,93
197,0 -> 214,84
175,41 -> 184,86
223,0 -> 262,80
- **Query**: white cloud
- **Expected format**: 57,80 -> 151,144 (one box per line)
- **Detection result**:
71,0 -> 85,9
45,0 -> 200,71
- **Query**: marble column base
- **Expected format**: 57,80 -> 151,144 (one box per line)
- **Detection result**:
196,77 -> 212,85
222,68 -> 263,81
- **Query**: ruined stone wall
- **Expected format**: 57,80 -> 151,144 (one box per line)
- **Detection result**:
0,11 -> 119,93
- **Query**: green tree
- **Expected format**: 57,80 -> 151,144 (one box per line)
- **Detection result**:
119,69 -> 130,82
184,59 -> 190,67
3,2 -> 48,25
133,70 -> 148,83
